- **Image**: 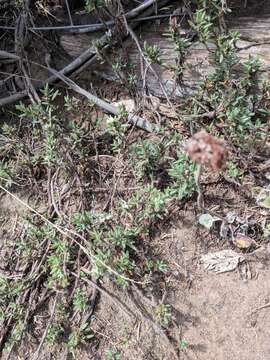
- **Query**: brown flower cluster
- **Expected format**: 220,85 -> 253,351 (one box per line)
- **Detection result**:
186,130 -> 227,170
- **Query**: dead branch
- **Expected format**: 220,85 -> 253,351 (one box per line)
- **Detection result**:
0,50 -> 20,61
73,271 -> 136,319
0,0 -> 171,107
46,61 -> 155,132
125,0 -> 160,19
0,15 -> 183,34
128,287 -> 179,360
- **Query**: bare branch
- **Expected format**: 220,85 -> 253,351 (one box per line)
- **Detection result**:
46,61 -> 155,132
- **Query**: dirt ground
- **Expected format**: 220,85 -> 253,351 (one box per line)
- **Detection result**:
0,122 -> 269,360
0,93 -> 269,360
2,192 -> 269,360
1,1 -> 270,357
70,211 -> 270,360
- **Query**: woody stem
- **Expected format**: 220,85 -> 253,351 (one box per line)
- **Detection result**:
195,164 -> 204,209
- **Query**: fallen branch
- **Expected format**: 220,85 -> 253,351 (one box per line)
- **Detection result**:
73,270 -> 136,319
0,50 -> 20,61
46,61 -> 155,132
128,287 -> 179,360
20,14 -> 183,33
0,0 -> 171,107
126,0 -> 160,18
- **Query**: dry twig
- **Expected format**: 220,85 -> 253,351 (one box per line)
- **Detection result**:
73,270 -> 136,319
46,61 -> 155,132
31,294 -> 59,360
0,0 -> 170,107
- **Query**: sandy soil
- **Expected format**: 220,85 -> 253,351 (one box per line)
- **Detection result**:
69,212 -> 270,360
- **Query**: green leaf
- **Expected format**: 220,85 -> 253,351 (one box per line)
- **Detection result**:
198,213 -> 214,229
256,188 -> 270,209
179,339 -> 189,350
258,196 -> 270,209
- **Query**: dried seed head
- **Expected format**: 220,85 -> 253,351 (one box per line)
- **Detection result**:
186,130 -> 227,170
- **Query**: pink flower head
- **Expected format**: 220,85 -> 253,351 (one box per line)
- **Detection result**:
186,130 -> 227,170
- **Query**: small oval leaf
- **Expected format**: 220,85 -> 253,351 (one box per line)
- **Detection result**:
199,213 -> 214,229
256,188 -> 270,209
258,196 -> 270,209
